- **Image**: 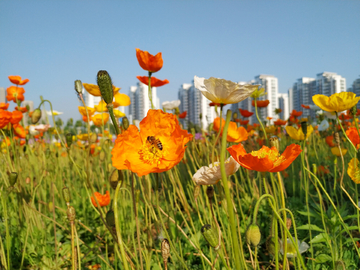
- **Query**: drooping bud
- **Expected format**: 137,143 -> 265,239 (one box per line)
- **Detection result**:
97,70 -> 113,104
269,136 -> 280,151
161,239 -> 170,262
122,117 -> 129,130
206,186 -> 214,201
201,224 -> 220,250
106,209 -> 115,227
66,206 -> 76,221
232,112 -> 238,121
9,172 -> 18,186
74,80 -> 83,94
62,186 -> 71,204
110,169 -> 123,190
301,121 -> 307,138
266,236 -> 276,256
31,108 -> 42,124
246,224 -> 261,246
65,133 -> 73,147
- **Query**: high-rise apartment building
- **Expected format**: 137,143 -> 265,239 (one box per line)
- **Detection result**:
278,93 -> 289,120
292,77 -> 316,118
316,72 -> 346,96
178,83 -> 192,129
128,82 -> 160,123
82,88 -> 101,108
22,100 -> 34,126
350,78 -> 360,109
288,88 -> 293,113
0,87 -> 5,103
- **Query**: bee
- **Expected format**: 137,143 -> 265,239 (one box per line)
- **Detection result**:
147,136 -> 163,151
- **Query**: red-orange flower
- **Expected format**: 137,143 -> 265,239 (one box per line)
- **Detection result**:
8,75 -> 29,85
0,110 -> 12,128
338,113 -> 351,121
346,127 -> 360,146
136,76 -> 169,87
111,109 -> 192,177
301,104 -> 310,109
15,106 -> 28,113
239,108 -> 254,117
274,119 -> 287,126
325,135 -> 336,147
291,110 -> 303,117
252,100 -> 270,108
136,48 -> 163,73
10,111 -> 23,125
6,86 -> 25,102
179,111 -> 187,119
82,115 -> 90,122
213,117 -> 248,143
0,103 -> 9,110
239,119 -> 249,125
13,124 -> 26,138
318,165 -> 330,176
91,191 -> 110,207
227,143 -> 302,172
289,115 -> 299,124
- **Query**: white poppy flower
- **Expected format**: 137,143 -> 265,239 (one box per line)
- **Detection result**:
280,239 -> 309,258
318,119 -> 329,131
29,125 -> 39,136
34,124 -> 51,133
162,100 -> 181,110
194,76 -> 259,104
192,156 -> 240,185
309,105 -> 321,111
324,111 -> 337,120
46,110 -> 63,116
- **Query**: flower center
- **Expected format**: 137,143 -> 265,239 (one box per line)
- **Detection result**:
138,136 -> 163,165
250,148 -> 286,167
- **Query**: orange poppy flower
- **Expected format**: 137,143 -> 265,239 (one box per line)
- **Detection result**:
325,135 -> 336,147
239,119 -> 249,125
15,106 -> 28,113
6,86 -> 25,102
213,117 -> 248,143
227,143 -> 302,172
301,104 -> 310,109
136,76 -> 169,87
338,113 -> 351,121
282,171 -> 289,178
136,48 -> 163,73
13,124 -> 26,138
257,138 -> 265,147
82,115 -> 90,122
346,127 -> 360,146
91,190 -> 110,207
252,100 -> 270,108
111,109 -> 192,177
8,75 -> 29,85
0,103 -> 9,110
238,109 -> 254,118
83,83 -> 120,97
247,125 -> 254,132
289,115 -> 299,124
0,110 -> 12,128
10,111 -> 23,125
78,106 -> 96,117
179,111 -> 187,119
253,123 -> 260,128
290,110 -> 303,117
274,119 -> 287,126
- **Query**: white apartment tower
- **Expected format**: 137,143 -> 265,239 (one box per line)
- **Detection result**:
278,93 -> 289,120
350,78 -> 360,109
292,77 -> 316,118
0,87 -> 5,103
178,83 -> 192,129
128,82 -> 160,123
82,88 -> 101,108
316,72 -> 346,96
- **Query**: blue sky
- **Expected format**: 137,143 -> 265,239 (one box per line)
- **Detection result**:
1,1 -> 359,122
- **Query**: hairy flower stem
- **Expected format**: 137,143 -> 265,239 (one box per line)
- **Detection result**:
131,173 -> 143,270
335,112 -> 357,152
220,109 -> 245,269
276,172 -> 287,269
254,98 -> 268,145
148,72 -> 155,109
211,105 -> 223,165
107,105 -> 121,135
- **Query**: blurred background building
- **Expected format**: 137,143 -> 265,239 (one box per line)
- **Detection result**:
0,87 -> 5,103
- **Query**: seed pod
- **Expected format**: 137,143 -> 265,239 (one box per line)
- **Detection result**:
62,186 -> 71,204
97,70 -> 113,105
161,238 -> 170,262
301,121 -> 307,138
266,236 -> 277,256
286,218 -> 292,230
99,151 -> 106,162
9,172 -> 18,186
201,224 -> 220,250
122,117 -> 129,130
31,108 -> 42,124
48,201 -> 54,212
89,133 -> 97,143
269,136 -> 280,151
106,209 -> 115,227
65,133 -> 73,147
334,132 -> 340,145
194,185 -> 201,201
110,169 -> 123,190
66,206 -> 76,221
206,186 -> 214,200
74,80 -> 83,94
246,224 -> 261,246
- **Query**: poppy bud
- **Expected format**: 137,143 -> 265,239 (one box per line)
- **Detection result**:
246,224 -> 261,246
350,105 -> 357,117
269,136 -> 280,151
286,218 -> 292,230
266,236 -> 276,256
106,209 -> 115,227
65,133 -> 73,147
48,201 -> 54,212
301,121 -> 307,138
9,172 -> 18,186
161,238 -> 170,262
31,108 -> 42,124
206,186 -> 214,200
122,117 -> 129,130
201,224 -> 220,250
97,70 -> 113,105
74,80 -> 83,94
89,133 -> 97,143
66,206 -> 76,221
194,185 -> 201,201
99,151 -> 106,162
62,186 -> 71,204
110,169 -> 123,190
232,112 -> 238,121
174,107 -> 180,115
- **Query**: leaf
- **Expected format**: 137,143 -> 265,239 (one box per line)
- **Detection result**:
297,210 -> 316,218
309,233 -> 330,244
297,224 -> 325,232
315,253 -> 332,263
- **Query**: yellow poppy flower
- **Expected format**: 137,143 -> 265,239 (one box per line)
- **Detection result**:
300,118 -> 308,122
285,125 -> 313,140
92,113 -> 109,126
78,106 -> 96,117
348,158 -> 360,184
77,133 -> 92,141
312,92 -> 360,112
331,147 -> 347,157
113,93 -> 131,108
94,100 -> 108,112
113,109 -> 126,118
83,83 -> 120,97
265,126 -> 276,134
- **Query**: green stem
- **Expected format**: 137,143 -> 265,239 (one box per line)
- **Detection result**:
254,98 -> 268,145
148,72 -> 155,110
